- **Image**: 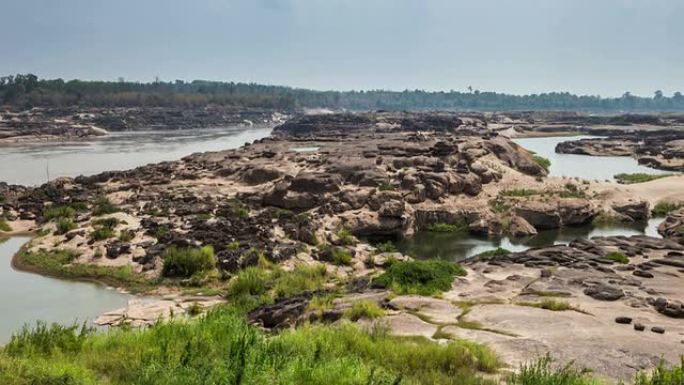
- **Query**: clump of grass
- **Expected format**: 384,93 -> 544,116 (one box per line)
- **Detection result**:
187,302 -> 204,316
0,218 -> 12,232
509,354 -> 599,385
0,306 -> 501,385
43,205 -> 76,221
605,251 -> 629,264
652,201 -> 683,217
374,240 -> 398,253
162,245 -> 216,278
614,173 -> 673,184
475,248 -> 511,258
91,217 -> 119,229
344,300 -> 385,321
117,230 -> 134,242
15,249 -> 150,292
90,227 -> 114,241
153,225 -> 170,239
516,299 -> 587,314
336,228 -> 356,246
559,183 -> 587,198
55,218 -> 76,235
500,189 -> 539,197
331,247 -> 353,266
226,240 -> 240,251
272,264 -> 327,299
533,155 -> 551,172
634,358 -> 684,385
4,321 -> 94,357
378,182 -> 396,191
426,220 -> 468,233
488,197 -> 511,213
307,293 -> 336,315
92,197 -> 119,216
373,259 -> 466,296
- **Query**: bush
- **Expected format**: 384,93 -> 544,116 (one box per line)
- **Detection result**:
344,300 -> 385,321
90,227 -> 114,241
375,240 -> 398,253
533,155 -> 551,172
118,230 -> 134,242
162,245 -> 216,278
0,218 -> 11,232
331,247 -> 353,265
272,264 -> 327,298
509,355 -> 599,385
336,228 -> 356,246
91,217 -> 119,229
605,251 -> 629,264
426,220 -> 468,233
614,173 -> 673,184
652,201 -> 683,217
56,218 -> 76,235
43,205 -> 75,220
227,266 -> 270,298
373,259 -> 467,296
92,197 -> 119,216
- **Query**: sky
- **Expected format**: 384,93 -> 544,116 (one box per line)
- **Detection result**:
1,0 -> 683,97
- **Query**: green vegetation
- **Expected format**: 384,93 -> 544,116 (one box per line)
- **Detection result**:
614,173 -> 674,184
652,201 -> 683,217
344,300 -> 386,321
56,218 -> 76,235
516,299 -> 587,314
373,259 -> 466,296
91,217 -> 119,229
475,248 -> 511,258
426,220 -> 468,233
117,230 -> 134,242
43,205 -> 76,220
605,251 -> 629,264
15,249 -> 150,292
634,358 -> 684,385
533,155 -> 551,172
90,227 -> 114,241
336,228 -> 356,246
374,240 -> 398,253
509,354 -> 599,385
378,182 -> 396,191
152,225 -> 170,239
5,73 -> 684,112
558,183 -> 587,198
0,306 -> 501,385
500,189 -> 539,197
0,218 -> 11,232
272,264 -> 327,299
92,197 -> 120,216
331,247 -> 353,266
162,245 -> 217,278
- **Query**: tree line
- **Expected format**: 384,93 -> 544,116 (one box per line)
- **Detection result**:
2,74 -> 684,112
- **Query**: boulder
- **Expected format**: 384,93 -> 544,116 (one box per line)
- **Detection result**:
509,216 -> 538,237
612,200 -> 650,222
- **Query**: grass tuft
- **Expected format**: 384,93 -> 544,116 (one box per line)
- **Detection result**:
614,173 -> 673,184
605,251 -> 629,264
344,300 -> 385,321
373,259 -> 466,296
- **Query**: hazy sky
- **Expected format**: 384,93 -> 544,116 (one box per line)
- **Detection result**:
2,0 -> 682,96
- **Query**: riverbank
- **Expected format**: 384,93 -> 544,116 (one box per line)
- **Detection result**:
1,111 -> 684,381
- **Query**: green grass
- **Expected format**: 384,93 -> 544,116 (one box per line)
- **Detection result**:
43,205 -> 76,221
162,245 -> 217,278
91,217 -> 119,229
92,197 -> 120,216
634,357 -> 684,385
117,230 -> 134,242
90,227 -> 114,241
272,264 -> 327,299
516,299 -> 588,314
0,306 -> 501,385
605,251 -> 629,264
614,173 -> 673,184
500,189 -> 539,197
56,218 -> 77,235
533,155 -> 551,172
331,247 -> 353,266
426,220 -> 468,233
652,201 -> 683,217
378,182 -> 396,191
336,228 -> 356,246
344,300 -> 385,321
373,259 -> 467,296
0,218 -> 12,232
475,248 -> 511,258
375,240 -> 398,253
509,354 -> 599,385
15,249 -> 151,292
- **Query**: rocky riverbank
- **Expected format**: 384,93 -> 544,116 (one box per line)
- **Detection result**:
1,111 -> 683,380
0,106 -> 288,143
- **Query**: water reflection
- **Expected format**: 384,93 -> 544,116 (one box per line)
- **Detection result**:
395,218 -> 663,262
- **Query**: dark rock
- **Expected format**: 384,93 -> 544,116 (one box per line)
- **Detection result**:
583,283 -> 624,301
634,323 -> 645,331
615,316 -> 632,324
651,326 -> 665,334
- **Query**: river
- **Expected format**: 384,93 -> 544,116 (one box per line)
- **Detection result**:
0,132 -> 670,343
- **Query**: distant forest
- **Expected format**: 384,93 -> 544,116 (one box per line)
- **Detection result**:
2,74 -> 684,112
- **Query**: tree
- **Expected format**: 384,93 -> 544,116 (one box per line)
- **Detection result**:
654,90 -> 664,99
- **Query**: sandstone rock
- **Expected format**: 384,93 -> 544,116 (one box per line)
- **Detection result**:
509,216 -> 538,237
583,283 -> 624,301
612,200 -> 650,222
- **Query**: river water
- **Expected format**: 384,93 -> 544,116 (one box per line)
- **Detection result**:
0,132 -> 670,343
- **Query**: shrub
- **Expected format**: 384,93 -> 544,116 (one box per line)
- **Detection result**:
373,259 -> 467,296
43,205 -> 75,220
272,264 -> 327,298
331,247 -> 353,265
605,251 -> 629,264
92,197 -> 119,216
426,220 -> 468,233
226,266 -> 270,298
652,201 -> 683,217
91,217 -> 119,229
162,245 -> 216,278
90,227 -> 114,241
0,218 -> 11,232
533,155 -> 551,172
614,173 -> 673,184
475,248 -> 511,258
336,228 -> 356,246
344,300 -> 385,321
375,240 -> 398,253
56,218 -> 76,235
226,240 -> 241,251
509,354 -> 599,385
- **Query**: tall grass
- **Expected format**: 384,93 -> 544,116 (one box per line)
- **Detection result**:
373,259 -> 466,295
0,218 -> 11,232
162,246 -> 216,278
509,355 -> 599,385
0,307 -> 501,385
